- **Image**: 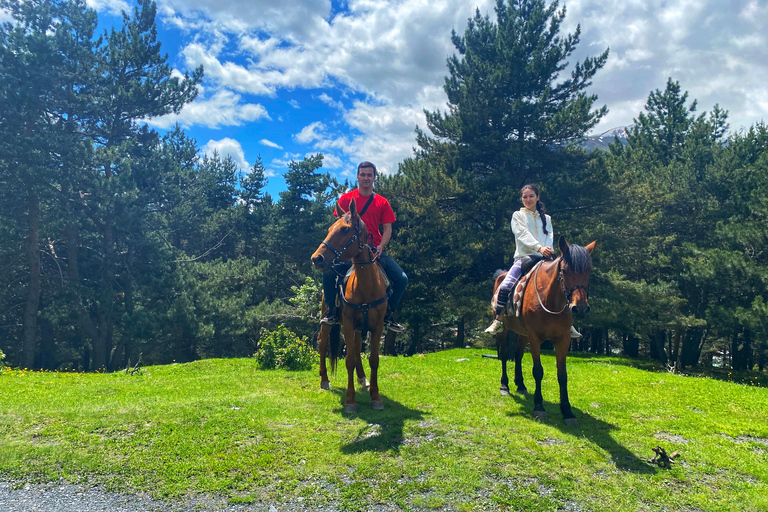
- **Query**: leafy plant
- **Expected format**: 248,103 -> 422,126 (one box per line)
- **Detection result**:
255,325 -> 317,371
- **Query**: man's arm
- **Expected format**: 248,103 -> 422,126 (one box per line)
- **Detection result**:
377,223 -> 392,254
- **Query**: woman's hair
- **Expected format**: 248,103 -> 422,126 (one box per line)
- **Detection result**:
521,184 -> 548,235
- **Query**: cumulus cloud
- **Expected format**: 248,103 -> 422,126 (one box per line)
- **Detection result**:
147,88 -> 269,129
201,138 -> 249,172
86,0 -> 131,16
294,121 -> 327,144
260,139 -> 283,149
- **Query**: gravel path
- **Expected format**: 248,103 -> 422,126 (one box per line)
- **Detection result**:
0,481 -> 398,512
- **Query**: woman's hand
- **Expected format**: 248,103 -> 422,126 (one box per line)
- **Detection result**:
539,246 -> 554,258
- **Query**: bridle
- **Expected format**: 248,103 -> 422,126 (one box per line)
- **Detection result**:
533,258 -> 589,315
321,217 -> 378,274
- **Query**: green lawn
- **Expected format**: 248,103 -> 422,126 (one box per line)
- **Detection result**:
1,349 -> 767,511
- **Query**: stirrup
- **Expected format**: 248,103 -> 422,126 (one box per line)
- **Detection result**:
570,326 -> 582,339
320,313 -> 339,326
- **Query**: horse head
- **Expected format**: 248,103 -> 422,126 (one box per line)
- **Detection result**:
558,235 -> 596,316
310,198 -> 369,272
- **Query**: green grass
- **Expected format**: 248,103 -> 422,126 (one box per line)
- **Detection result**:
1,349 -> 767,511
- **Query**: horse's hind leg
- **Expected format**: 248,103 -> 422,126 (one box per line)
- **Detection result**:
529,336 -> 546,420
496,331 -> 511,396
514,334 -> 528,395
342,322 -> 358,413
555,338 -> 578,426
318,324 -> 331,389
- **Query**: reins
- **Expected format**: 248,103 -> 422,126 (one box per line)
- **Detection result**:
533,258 -> 589,315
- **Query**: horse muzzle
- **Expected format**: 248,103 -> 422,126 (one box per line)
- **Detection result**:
310,250 -> 330,271
570,302 -> 590,316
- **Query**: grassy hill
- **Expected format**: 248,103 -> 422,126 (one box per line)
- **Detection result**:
1,349 -> 767,511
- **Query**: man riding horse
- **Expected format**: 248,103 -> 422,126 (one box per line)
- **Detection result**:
320,161 -> 408,333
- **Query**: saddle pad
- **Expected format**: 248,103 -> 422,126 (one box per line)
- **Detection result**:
342,264 -> 390,289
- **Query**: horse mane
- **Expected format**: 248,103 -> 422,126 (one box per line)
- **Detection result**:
563,244 -> 593,274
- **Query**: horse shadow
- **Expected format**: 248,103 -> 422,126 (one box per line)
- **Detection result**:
330,388 -> 428,454
508,394 -> 656,474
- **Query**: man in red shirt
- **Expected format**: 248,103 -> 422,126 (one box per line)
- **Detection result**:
320,161 -> 408,332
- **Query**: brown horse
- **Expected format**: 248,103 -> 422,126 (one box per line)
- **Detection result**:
310,199 -> 389,413
493,236 -> 595,426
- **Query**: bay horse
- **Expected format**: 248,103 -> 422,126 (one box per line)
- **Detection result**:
493,236 -> 595,426
310,199 -> 389,413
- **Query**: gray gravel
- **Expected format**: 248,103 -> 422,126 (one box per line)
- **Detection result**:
0,481 -> 281,512
0,481 -> 400,512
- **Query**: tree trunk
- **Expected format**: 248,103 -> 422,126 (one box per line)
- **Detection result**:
407,324 -> 421,356
384,330 -> 398,356
623,333 -> 639,358
23,193 -> 41,369
649,329 -> 668,365
590,328 -> 603,354
456,316 -> 465,348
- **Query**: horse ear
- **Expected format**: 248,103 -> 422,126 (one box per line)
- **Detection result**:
558,235 -> 569,255
585,240 -> 597,254
349,198 -> 358,218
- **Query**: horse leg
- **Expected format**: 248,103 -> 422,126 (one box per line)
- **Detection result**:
368,316 -> 385,410
555,338 -> 578,426
496,331 -> 510,396
355,331 -> 369,389
342,322 -> 358,413
529,336 -> 546,420
514,334 -> 528,395
318,324 -> 331,389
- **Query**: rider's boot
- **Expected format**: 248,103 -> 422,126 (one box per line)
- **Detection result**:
384,311 -> 405,333
320,303 -> 340,326
484,296 -> 508,335
570,326 -> 582,339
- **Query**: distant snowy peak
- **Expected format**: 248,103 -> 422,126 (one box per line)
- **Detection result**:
577,125 -> 631,152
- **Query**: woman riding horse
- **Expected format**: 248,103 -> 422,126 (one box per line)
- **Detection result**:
485,184 -> 581,340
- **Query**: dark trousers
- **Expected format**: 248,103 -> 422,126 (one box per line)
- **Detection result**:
322,253 -> 408,314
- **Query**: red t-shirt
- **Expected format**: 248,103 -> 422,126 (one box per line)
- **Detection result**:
334,189 -> 396,248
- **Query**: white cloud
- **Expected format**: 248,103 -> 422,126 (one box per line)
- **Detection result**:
319,153 -> 343,169
318,93 -> 344,110
294,121 -> 327,144
86,0 -> 131,16
288,99 -> 300,109
201,138 -> 249,172
260,139 -> 283,149
147,88 -> 269,129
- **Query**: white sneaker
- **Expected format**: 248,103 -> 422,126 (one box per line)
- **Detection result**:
484,320 -> 505,335
570,326 -> 582,339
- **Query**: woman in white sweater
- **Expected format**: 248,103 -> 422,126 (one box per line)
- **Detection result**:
485,184 -> 581,338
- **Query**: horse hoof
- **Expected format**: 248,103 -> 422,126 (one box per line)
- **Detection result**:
564,418 -> 579,427
533,410 -> 547,421
371,400 -> 384,410
321,381 -> 331,390
517,388 -> 529,396
344,404 -> 358,414
500,387 -> 510,396
358,378 -> 370,389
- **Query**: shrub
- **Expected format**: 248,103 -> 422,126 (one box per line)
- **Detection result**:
255,325 -> 317,371
0,348 -> 4,372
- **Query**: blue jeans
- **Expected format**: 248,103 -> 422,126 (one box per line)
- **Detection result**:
322,253 -> 408,314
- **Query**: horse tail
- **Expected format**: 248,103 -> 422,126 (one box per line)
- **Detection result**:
329,323 -> 342,375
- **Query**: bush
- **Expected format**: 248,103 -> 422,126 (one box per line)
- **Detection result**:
255,325 -> 317,371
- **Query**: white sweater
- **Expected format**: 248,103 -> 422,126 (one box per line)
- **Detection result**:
511,207 -> 553,259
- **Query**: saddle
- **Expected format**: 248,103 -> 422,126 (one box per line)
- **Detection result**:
335,261 -> 390,307
492,253 -> 547,318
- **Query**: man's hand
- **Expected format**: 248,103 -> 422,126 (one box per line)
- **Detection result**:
375,244 -> 385,255
539,246 -> 554,258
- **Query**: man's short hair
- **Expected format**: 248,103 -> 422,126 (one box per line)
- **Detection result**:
357,161 -> 378,177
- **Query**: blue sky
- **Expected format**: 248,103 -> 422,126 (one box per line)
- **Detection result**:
72,0 -> 768,197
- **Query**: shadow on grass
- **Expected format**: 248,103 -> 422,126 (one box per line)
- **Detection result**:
331,388 -> 428,454
508,394 -> 656,474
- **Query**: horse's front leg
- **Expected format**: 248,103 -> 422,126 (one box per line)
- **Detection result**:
496,331 -> 510,396
555,338 -> 578,426
342,321 -> 358,413
355,330 -> 369,389
318,324 -> 331,390
528,335 -> 546,420
368,308 -> 386,410
514,334 -> 528,395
